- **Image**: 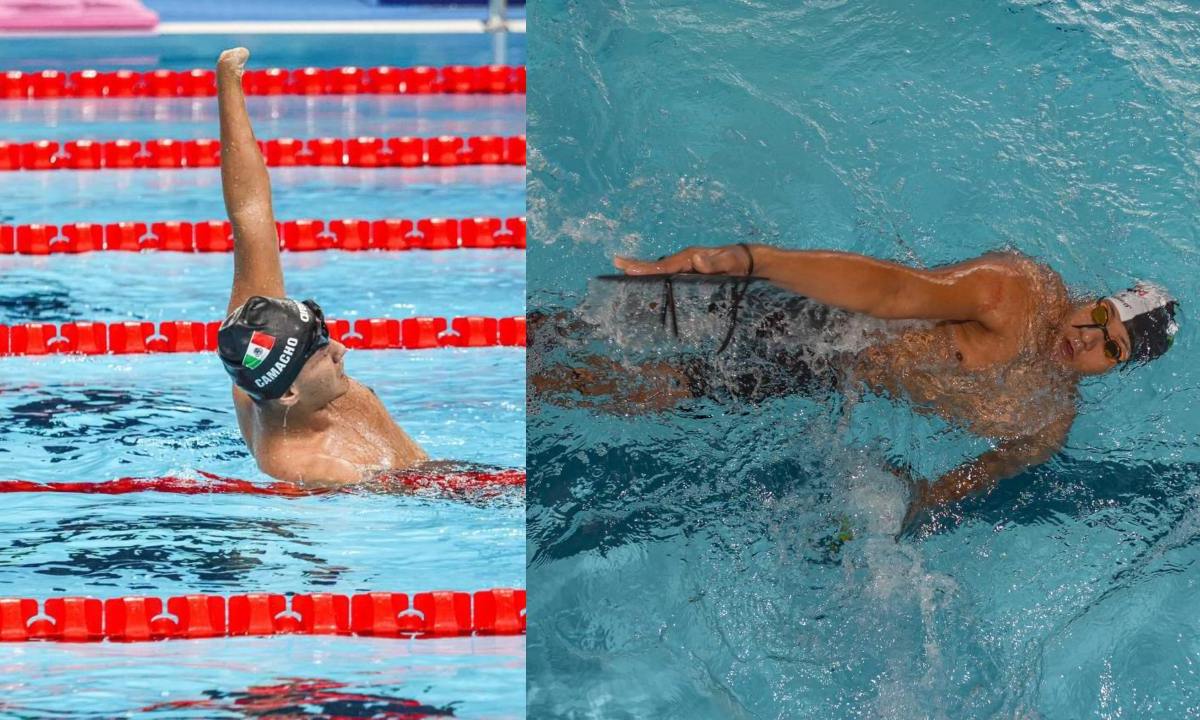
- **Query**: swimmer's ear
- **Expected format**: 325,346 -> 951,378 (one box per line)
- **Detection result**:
275,386 -> 301,407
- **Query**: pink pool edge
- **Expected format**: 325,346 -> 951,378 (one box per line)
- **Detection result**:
0,0 -> 157,31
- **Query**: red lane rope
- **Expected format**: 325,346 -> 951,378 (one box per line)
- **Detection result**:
0,588 -> 526,642
0,135 -> 526,171
0,315 -> 526,356
0,469 -> 526,496
0,216 -> 526,254
1,65 -> 526,99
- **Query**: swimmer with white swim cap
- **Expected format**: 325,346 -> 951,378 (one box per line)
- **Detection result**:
214,48 -> 426,486
1101,283 -> 1179,364
540,244 -> 1181,531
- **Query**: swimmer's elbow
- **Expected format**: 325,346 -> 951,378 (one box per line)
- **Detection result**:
227,203 -> 270,231
906,423 -> 1071,533
988,419 -> 1070,481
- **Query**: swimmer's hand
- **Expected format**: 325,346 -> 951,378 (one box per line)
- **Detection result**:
614,244 -> 753,277
217,47 -> 250,78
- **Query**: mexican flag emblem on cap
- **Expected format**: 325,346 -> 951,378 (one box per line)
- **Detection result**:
242,331 -> 275,369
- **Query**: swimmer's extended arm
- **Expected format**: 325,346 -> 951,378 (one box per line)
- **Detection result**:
218,48 -> 284,315
615,245 -> 1019,326
901,412 -> 1074,533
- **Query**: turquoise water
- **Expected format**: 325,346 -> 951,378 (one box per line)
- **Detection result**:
529,1 -> 1199,718
0,96 -> 525,141
0,33 -> 525,719
0,249 -> 525,322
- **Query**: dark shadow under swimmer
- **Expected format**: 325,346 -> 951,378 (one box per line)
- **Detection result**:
213,48 -> 425,486
531,280 -> 844,407
531,243 -> 1181,531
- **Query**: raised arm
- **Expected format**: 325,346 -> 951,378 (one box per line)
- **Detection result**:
218,47 -> 284,315
901,411 -> 1075,534
615,244 -> 1021,326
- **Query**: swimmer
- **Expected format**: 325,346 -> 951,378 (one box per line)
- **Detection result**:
213,47 -> 426,485
549,243 -> 1180,529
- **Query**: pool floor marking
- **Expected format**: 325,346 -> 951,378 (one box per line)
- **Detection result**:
0,134 -> 526,171
0,315 -> 526,356
1,64 -> 525,99
1,216 -> 526,254
0,468 -> 525,496
0,588 -> 526,642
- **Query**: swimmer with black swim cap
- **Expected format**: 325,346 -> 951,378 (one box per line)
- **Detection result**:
580,243 -> 1182,531
218,297 -> 330,401
215,48 -> 425,485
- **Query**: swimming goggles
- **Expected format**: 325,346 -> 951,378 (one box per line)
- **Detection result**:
1072,301 -> 1123,362
659,243 -> 756,355
593,244 -> 760,355
300,298 -> 331,359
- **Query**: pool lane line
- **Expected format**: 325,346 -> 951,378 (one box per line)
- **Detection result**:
0,588 -> 526,642
2,65 -> 525,99
0,134 -> 525,171
2,216 -> 525,254
0,316 -> 527,356
154,19 -> 527,35
0,468 -> 525,496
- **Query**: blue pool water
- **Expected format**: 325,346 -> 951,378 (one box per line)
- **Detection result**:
0,166 -> 524,224
529,1 -> 1198,718
0,33 -> 525,718
0,33 -> 525,72
0,96 -> 526,141
0,248 -> 525,321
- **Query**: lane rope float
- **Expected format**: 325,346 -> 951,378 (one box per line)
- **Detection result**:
0,315 -> 527,356
0,216 -> 526,254
0,469 -> 526,496
0,588 -> 526,642
0,134 -> 526,171
0,64 -> 526,98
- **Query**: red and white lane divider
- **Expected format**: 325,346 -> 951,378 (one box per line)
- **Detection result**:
1,65 -> 526,98
0,134 -> 526,171
0,469 -> 525,496
0,315 -> 526,356
0,588 -> 526,642
1,216 -> 525,254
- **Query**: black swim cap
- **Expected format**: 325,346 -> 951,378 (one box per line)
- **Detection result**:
217,296 -> 329,400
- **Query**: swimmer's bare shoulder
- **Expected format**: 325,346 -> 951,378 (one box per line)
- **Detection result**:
261,448 -> 363,487
975,249 -> 1069,306
343,380 -> 428,463
225,391 -> 354,485
929,250 -> 1068,342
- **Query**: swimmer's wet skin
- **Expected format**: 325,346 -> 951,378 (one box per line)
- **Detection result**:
613,244 -> 1180,533
214,47 -> 426,486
